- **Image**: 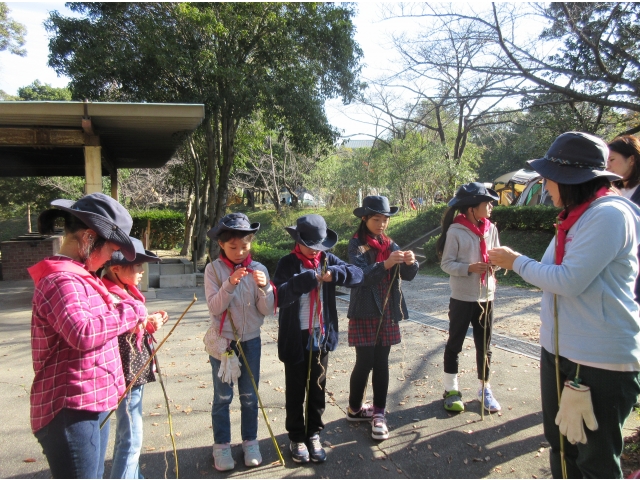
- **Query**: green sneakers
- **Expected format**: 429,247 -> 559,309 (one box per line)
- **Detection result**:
443,390 -> 464,412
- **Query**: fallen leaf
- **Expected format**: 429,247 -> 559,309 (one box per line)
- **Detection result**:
397,469 -> 403,474
427,444 -> 432,450
472,457 -> 483,462
23,458 -> 36,463
323,441 -> 332,448
463,458 -> 468,465
359,454 -> 364,460
497,451 -> 503,457
447,455 -> 452,464
433,452 -> 440,458
381,465 -> 389,471
152,422 -> 159,427
145,447 -> 156,451
485,456 -> 490,461
149,412 -> 161,416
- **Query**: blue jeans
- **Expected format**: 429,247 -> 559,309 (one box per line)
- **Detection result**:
111,385 -> 145,479
34,408 -> 110,479
209,336 -> 261,444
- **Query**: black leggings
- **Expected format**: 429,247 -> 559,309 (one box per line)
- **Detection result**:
348,345 -> 391,410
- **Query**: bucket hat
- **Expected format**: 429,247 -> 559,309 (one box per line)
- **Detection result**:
526,131 -> 621,185
353,195 -> 399,218
285,214 -> 338,251
107,237 -> 160,267
207,213 -> 260,240
448,182 -> 499,208
50,192 -> 135,261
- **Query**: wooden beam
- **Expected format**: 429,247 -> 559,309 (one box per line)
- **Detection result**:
0,127 -> 88,146
84,146 -> 103,194
110,169 -> 118,201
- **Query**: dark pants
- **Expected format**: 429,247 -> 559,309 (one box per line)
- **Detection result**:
348,345 -> 391,410
444,298 -> 493,381
540,347 -> 640,478
34,408 -> 110,479
284,330 -> 329,442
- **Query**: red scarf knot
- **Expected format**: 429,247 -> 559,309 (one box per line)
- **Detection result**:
453,214 -> 492,285
291,244 -> 325,335
554,186 -> 615,265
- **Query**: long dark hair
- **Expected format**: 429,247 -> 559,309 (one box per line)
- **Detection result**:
435,203 -> 479,258
609,135 -> 640,189
355,215 -> 392,244
557,177 -> 612,213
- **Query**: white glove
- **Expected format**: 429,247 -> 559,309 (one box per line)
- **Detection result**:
228,351 -> 241,384
218,352 -> 230,383
555,380 -> 599,444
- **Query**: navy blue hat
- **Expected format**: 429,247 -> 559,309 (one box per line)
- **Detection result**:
207,213 -> 260,240
527,131 -> 620,185
353,195 -> 399,218
106,237 -> 160,267
448,182 -> 499,208
285,214 -> 338,251
51,192 -> 135,261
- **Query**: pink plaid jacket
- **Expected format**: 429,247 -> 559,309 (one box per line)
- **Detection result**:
29,256 -> 146,433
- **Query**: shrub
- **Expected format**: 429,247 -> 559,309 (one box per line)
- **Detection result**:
251,242 -> 289,275
422,236 -> 440,265
491,205 -> 560,232
130,209 -> 184,250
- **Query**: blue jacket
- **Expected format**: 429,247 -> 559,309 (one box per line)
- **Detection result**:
513,196 -> 640,365
274,252 -> 363,365
347,238 -> 419,320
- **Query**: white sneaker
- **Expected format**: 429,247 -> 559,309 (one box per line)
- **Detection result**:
242,439 -> 262,467
212,443 -> 235,471
371,413 -> 389,440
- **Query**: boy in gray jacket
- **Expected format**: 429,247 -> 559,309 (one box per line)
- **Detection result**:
436,183 -> 501,414
203,213 -> 275,471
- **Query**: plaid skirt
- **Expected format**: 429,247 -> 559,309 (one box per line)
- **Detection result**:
348,315 -> 401,347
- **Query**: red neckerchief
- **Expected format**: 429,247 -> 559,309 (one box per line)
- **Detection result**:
28,258 -> 114,309
217,252 -> 277,335
102,277 -> 151,351
453,214 -> 492,285
364,234 -> 391,263
555,186 -> 615,265
291,245 -> 325,335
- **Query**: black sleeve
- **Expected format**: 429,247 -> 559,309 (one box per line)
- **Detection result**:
273,255 -> 318,308
347,238 -> 388,286
325,253 -> 364,288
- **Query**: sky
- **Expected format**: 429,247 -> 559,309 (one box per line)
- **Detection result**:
0,3 -> 435,139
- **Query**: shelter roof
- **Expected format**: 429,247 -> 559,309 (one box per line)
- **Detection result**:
0,101 -> 205,177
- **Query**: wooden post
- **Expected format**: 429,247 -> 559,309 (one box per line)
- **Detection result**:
111,169 -> 118,201
84,145 -> 102,194
27,203 -> 31,233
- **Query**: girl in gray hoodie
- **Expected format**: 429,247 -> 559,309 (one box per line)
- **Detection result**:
436,182 -> 501,414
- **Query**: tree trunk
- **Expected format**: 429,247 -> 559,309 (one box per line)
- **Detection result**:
246,189 -> 255,208
180,186 -> 194,256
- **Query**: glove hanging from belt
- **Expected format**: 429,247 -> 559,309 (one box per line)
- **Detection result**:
555,380 -> 599,444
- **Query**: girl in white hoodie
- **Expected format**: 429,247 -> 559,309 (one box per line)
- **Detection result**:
435,182 -> 501,414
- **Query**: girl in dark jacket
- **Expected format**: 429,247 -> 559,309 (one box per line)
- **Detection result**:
273,214 -> 362,464
346,196 -> 419,440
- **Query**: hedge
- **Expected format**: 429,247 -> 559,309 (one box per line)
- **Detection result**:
251,242 -> 289,274
130,209 -> 184,250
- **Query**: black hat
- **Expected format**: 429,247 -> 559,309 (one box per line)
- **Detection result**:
107,237 -> 160,267
526,131 -> 621,185
50,193 -> 135,261
285,214 -> 338,251
448,182 -> 499,208
207,213 -> 260,240
353,195 -> 399,218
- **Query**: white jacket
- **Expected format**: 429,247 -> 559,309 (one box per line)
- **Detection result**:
440,222 -> 500,302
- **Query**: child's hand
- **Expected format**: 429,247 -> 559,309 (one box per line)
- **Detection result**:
468,262 -> 491,274
148,311 -> 168,331
403,250 -> 416,265
252,270 -> 268,288
229,267 -> 248,286
317,270 -> 332,283
384,250 -> 405,269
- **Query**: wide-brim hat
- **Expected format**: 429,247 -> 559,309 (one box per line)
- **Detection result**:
285,214 -> 338,251
107,237 -> 160,266
353,195 -> 399,217
527,131 -> 621,185
51,193 -> 135,261
207,213 -> 260,240
448,182 -> 499,208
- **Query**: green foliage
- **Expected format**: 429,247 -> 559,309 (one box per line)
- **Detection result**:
0,3 -> 26,56
250,242 -> 289,275
129,209 -> 184,250
18,80 -> 72,101
491,205 -> 560,232
0,217 -> 30,242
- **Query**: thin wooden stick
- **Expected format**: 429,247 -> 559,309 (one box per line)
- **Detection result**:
100,294 -> 197,429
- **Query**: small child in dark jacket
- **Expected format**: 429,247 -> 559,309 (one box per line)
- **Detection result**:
273,214 -> 363,464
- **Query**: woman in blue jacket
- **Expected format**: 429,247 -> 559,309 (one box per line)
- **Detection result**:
489,132 -> 640,479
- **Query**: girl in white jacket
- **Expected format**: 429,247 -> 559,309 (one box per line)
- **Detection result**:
435,182 -> 501,414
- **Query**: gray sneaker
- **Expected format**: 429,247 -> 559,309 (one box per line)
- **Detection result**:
212,443 -> 234,471
242,439 -> 262,467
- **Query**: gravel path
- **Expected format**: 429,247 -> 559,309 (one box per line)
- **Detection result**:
402,273 -> 542,343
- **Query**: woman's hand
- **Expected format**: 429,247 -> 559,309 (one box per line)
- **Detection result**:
384,250 -> 405,269
488,247 -> 521,270
468,262 -> 491,274
229,267 -> 248,285
252,269 -> 268,288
